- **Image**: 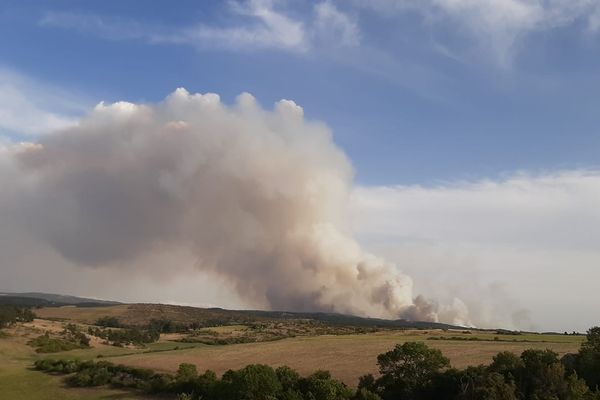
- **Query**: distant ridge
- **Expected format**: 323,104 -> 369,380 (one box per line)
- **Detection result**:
0,292 -> 122,307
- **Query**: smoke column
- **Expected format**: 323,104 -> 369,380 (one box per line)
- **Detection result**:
1,89 -> 469,323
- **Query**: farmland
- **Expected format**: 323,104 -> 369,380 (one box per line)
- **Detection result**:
0,300 -> 586,399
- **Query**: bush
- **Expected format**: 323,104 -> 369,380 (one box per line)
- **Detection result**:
95,317 -> 122,328
28,333 -> 86,353
88,326 -> 159,346
0,305 -> 35,328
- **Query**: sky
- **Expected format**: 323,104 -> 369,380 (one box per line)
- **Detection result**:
1,0 -> 600,332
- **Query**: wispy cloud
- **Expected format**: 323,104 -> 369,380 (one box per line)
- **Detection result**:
39,11 -> 165,42
361,0 -> 600,66
0,68 -> 87,137
184,0 -> 308,51
40,0 -> 359,53
313,1 -> 360,47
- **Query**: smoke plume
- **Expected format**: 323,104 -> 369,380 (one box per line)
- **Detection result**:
0,89 -> 466,323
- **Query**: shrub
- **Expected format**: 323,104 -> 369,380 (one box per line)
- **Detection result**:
28,333 -> 86,353
95,316 -> 122,327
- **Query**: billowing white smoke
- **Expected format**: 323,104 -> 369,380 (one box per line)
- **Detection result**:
1,89 -> 467,323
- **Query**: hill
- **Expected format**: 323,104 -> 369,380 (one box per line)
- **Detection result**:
0,292 -> 121,308
29,295 -> 466,330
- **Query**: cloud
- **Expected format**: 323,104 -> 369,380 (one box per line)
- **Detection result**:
39,11 -> 163,42
40,1 -> 359,53
350,171 -> 600,331
360,0 -> 600,66
313,1 -> 360,47
0,68 -> 86,136
351,171 -> 600,249
184,0 -> 308,51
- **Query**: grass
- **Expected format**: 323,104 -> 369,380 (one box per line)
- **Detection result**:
0,327 -> 147,399
110,330 -> 583,386
0,365 -> 141,400
2,306 -> 586,396
35,305 -> 131,325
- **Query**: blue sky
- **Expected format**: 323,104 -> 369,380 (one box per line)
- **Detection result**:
3,0 -> 600,185
2,0 -> 600,331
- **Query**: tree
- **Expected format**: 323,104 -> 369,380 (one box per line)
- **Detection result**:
298,371 -> 353,400
455,367 -> 517,400
357,374 -> 377,393
577,327 -> 600,390
518,349 -> 581,400
0,305 -> 35,328
175,363 -> 199,394
375,341 -> 450,400
565,372 -> 591,400
218,364 -> 282,400
276,366 -> 301,391
95,316 -> 121,328
176,363 -> 198,382
353,388 -> 382,400
194,369 -> 218,399
490,351 -> 524,381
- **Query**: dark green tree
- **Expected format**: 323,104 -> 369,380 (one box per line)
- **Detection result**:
298,370 -> 353,400
218,364 -> 283,400
576,327 -> 600,390
375,341 -> 450,400
454,367 -> 517,400
176,363 -> 198,382
276,365 -> 301,390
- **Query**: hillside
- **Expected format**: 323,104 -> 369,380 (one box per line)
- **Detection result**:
0,292 -> 121,308
18,291 -> 466,330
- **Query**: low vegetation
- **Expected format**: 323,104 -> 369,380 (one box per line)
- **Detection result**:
177,321 -> 373,346
95,316 -> 123,328
36,303 -> 461,331
428,335 -> 547,343
93,312 -> 377,347
35,358 -> 357,399
27,333 -> 87,353
28,324 -> 90,353
87,326 -> 160,347
0,304 -> 35,328
33,326 -> 600,400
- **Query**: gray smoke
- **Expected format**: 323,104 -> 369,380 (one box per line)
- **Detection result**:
0,89 -> 469,323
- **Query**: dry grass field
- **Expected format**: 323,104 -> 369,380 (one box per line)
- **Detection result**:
111,330 -> 583,386
0,303 -> 586,398
0,320 -> 150,399
35,304 -> 134,324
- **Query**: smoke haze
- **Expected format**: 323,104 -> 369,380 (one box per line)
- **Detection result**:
0,89 -> 466,324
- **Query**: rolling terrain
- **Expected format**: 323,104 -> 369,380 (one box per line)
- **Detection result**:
0,293 -> 586,399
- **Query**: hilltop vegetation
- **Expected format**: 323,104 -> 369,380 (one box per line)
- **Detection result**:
33,297 -> 464,330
